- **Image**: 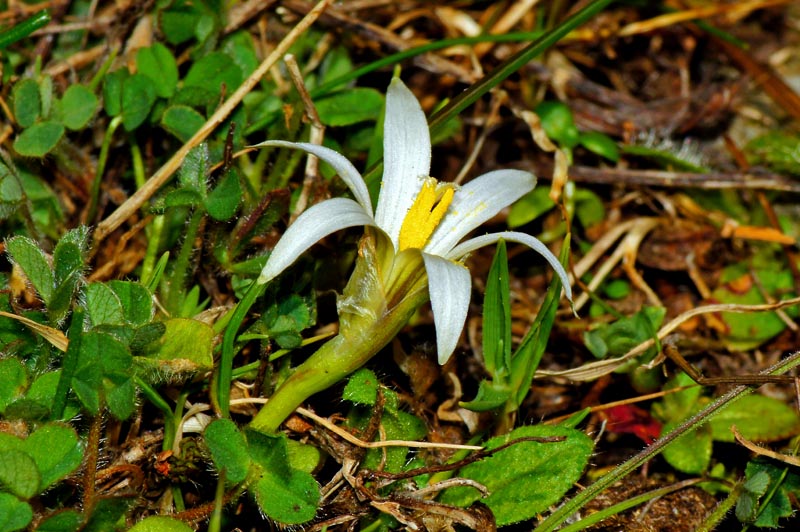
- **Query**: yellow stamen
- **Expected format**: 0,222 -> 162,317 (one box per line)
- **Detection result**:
398,178 -> 455,250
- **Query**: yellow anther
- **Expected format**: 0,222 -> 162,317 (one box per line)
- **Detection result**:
398,178 -> 455,251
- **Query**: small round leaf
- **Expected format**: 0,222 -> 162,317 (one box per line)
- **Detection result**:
13,121 -> 64,157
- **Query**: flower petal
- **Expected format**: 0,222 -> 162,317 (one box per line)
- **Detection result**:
422,253 -> 472,364
251,140 -> 373,215
258,198 -> 375,284
425,169 -> 536,256
375,78 -> 432,248
447,231 -> 572,301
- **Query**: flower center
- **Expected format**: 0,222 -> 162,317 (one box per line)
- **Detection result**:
398,178 -> 455,251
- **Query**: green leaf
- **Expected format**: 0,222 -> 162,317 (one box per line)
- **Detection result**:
53,312 -> 85,419
13,121 -> 64,157
159,5 -> 203,45
108,280 -> 153,326
583,306 -> 665,361
534,101 -> 580,148
3,399 -> 50,421
121,74 -> 157,131
85,282 -> 125,327
482,239 -> 511,377
6,235 -> 54,304
183,52 -> 243,101
621,141 -> 709,173
602,278 -> 630,299
136,43 -> 179,98
55,225 -> 88,258
221,31 -> 258,77
104,376 -> 136,420
204,419 -> 251,484
0,161 -> 24,219
736,489 -> 759,524
47,269 -> 82,323
440,424 -> 593,526
509,235 -> 570,406
160,105 -> 205,143
738,460 -> 800,527
256,293 -> 315,350
0,449 -> 40,499
129,322 -> 166,353
12,78 -> 41,128
245,428 -> 320,524
744,471 -> 771,496
744,131 -> 800,175
709,395 -> 800,443
285,439 -> 322,474
178,143 -> 209,192
252,468 -> 319,525
0,492 -> 32,532
60,85 -> 98,130
35,509 -> 83,532
163,188 -> 203,209
205,168 -> 242,221
356,388 -> 426,473
317,44 -> 354,86
73,331 -> 132,414
26,370 -> 80,420
143,318 -> 214,373
712,267 -> 795,350
81,495 -> 135,532
17,170 -> 63,236
0,358 -> 28,413
578,130 -> 619,162
50,228 -> 87,321
245,429 -> 291,475
753,474 -> 799,528
39,76 -> 53,118
574,187 -> 606,228
507,186 -> 555,228
460,380 -> 512,412
128,516 -> 194,532
661,420 -> 713,474
315,88 -> 384,126
652,372 -> 701,423
23,423 -> 83,489
102,69 -> 128,117
342,368 -> 379,405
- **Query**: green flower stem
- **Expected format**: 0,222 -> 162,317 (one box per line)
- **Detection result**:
140,215 -> 165,288
163,207 -> 204,313
88,46 -> 118,92
130,139 -> 146,189
135,376 -> 175,450
534,348 -> 800,532
697,481 -> 743,532
52,309 -> 85,420
217,280 -> 267,417
249,286 -> 427,433
0,9 -> 50,49
250,231 -> 428,433
87,115 -> 122,222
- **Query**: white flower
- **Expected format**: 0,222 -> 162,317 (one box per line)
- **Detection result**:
253,78 -> 571,364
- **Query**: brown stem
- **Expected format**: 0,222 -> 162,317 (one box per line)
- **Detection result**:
82,412 -> 104,513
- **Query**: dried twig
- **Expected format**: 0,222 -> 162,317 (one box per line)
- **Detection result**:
733,425 -> 800,467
